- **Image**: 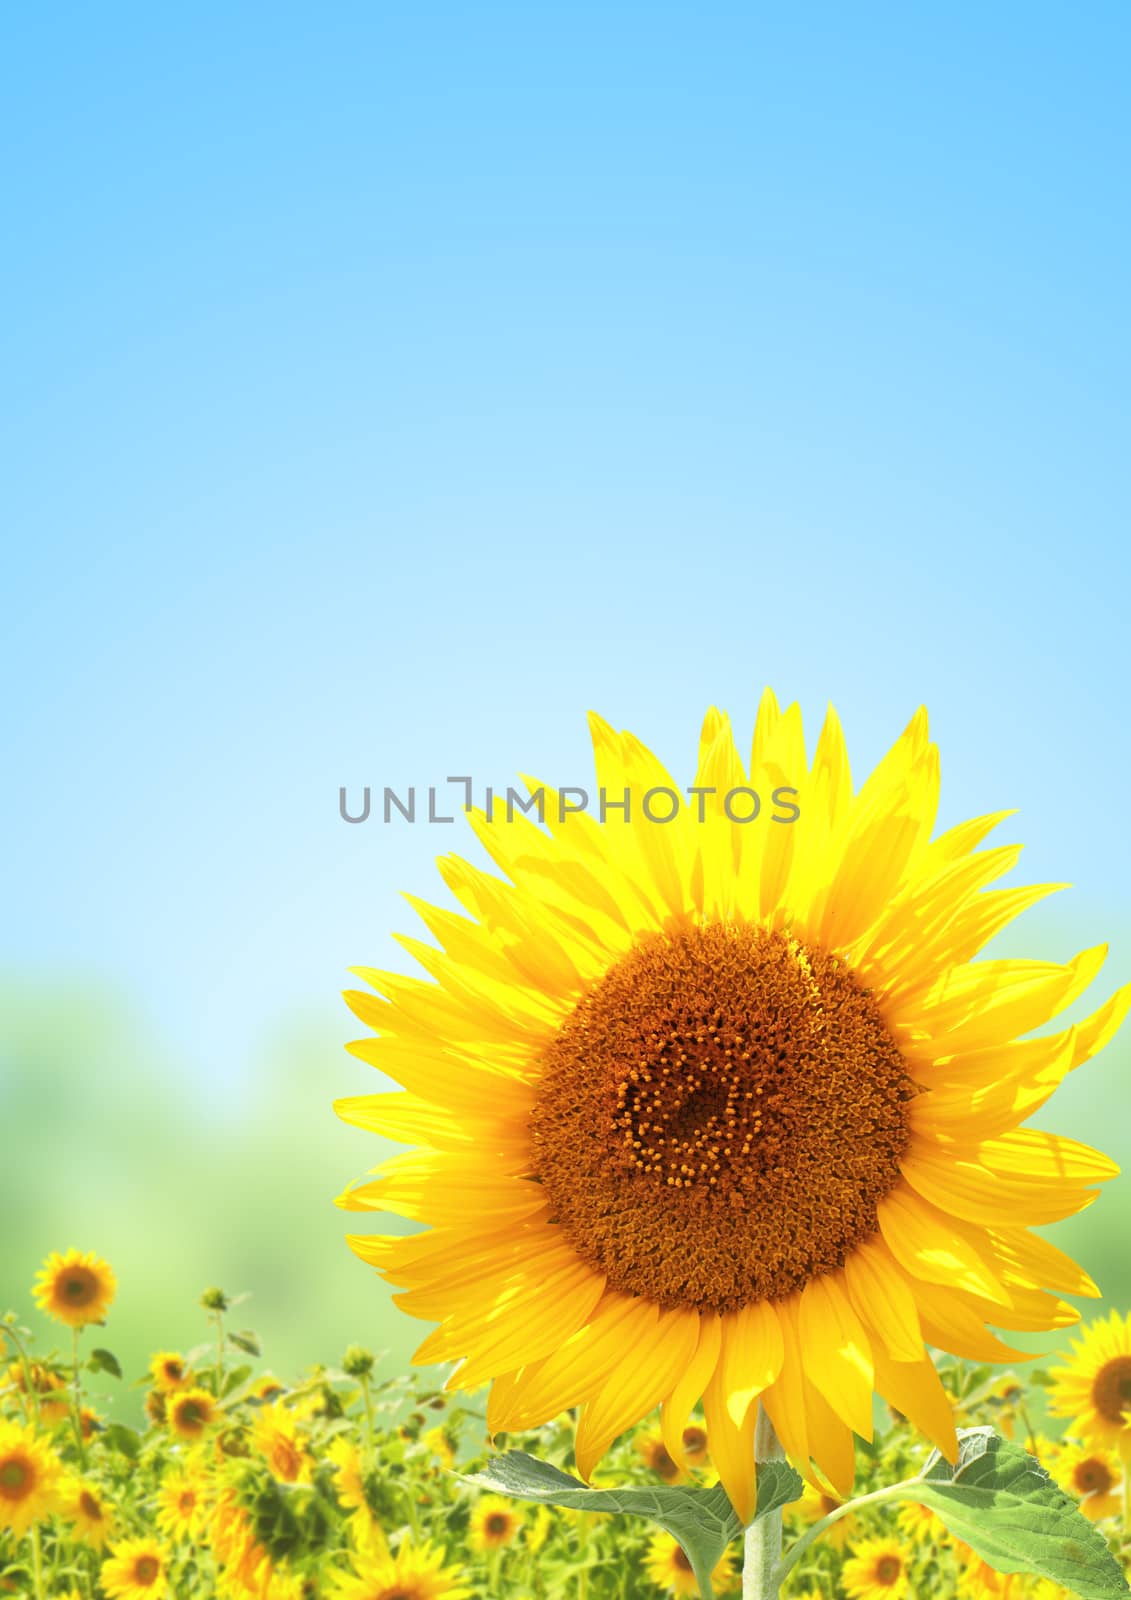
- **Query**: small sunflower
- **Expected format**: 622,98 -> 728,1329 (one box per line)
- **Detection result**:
0,1419 -> 62,1536
636,1431 -> 684,1483
643,1530 -> 736,1596
209,1487 -> 275,1594
339,698 -> 1127,1516
149,1351 -> 191,1393
328,1436 -> 371,1517
155,1466 -> 210,1541
252,1374 -> 287,1403
65,1478 -> 113,1549
842,1536 -> 912,1600
468,1493 -> 524,1551
99,1537 -> 168,1600
3,1360 -> 70,1423
328,1535 -> 470,1600
679,1421 -> 709,1467
423,1425 -> 455,1469
251,1400 -> 313,1484
32,1248 -> 116,1329
1050,1439 -> 1123,1521
1049,1310 -> 1131,1458
791,1480 -> 855,1549
167,1387 -> 218,1441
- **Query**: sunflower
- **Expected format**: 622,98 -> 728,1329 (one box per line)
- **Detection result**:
894,1498 -> 941,1545
1048,1310 -> 1131,1459
0,1419 -> 62,1536
252,1374 -> 287,1403
636,1430 -> 685,1483
155,1465 -> 210,1541
167,1387 -> 218,1441
65,1478 -> 114,1549
99,1537 -> 168,1599
423,1425 -> 455,1469
251,1400 -> 313,1483
679,1421 -> 710,1467
149,1351 -> 191,1393
327,1536 -> 470,1600
338,698 -> 1128,1518
3,1360 -> 69,1423
643,1529 -> 737,1595
790,1480 -> 855,1549
210,1487 -> 275,1595
328,1436 -> 371,1517
32,1248 -> 116,1329
1050,1438 -> 1123,1521
842,1536 -> 912,1600
468,1493 -> 524,1551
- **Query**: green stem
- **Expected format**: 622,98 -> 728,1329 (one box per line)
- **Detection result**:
773,1482 -> 911,1589
360,1372 -> 376,1465
0,1323 -> 40,1427
71,1325 -> 86,1466
742,1406 -> 784,1599
31,1525 -> 45,1600
213,1311 -> 224,1394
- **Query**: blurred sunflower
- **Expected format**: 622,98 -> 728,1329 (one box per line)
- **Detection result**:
328,1535 -> 470,1600
792,1479 -> 855,1549
327,1435 -> 371,1517
467,1493 -> 524,1551
251,1400 -> 313,1483
32,1248 -> 116,1328
643,1529 -> 736,1595
680,1421 -> 709,1467
894,1498 -> 940,1545
167,1387 -> 217,1442
1048,1310 -> 1131,1458
148,1351 -> 191,1393
636,1430 -> 684,1483
339,697 -> 1128,1517
65,1479 -> 114,1549
155,1465 -> 210,1541
1050,1438 -> 1123,1521
99,1536 -> 168,1599
0,1419 -> 62,1536
842,1536 -> 912,1600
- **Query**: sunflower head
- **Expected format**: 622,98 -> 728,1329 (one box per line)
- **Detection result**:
467,1493 -> 524,1551
327,1534 -> 470,1600
99,1537 -> 168,1600
168,1387 -> 218,1442
842,1536 -> 912,1600
1049,1310 -> 1131,1456
1051,1438 -> 1124,1521
251,1401 -> 312,1484
65,1479 -> 113,1549
32,1248 -> 116,1329
149,1351 -> 191,1393
0,1419 -> 62,1537
339,697 -> 1128,1519
643,1530 -> 736,1596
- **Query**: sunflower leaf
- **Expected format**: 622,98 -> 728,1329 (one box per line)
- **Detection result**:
467,1450 -> 802,1598
897,1428 -> 1128,1600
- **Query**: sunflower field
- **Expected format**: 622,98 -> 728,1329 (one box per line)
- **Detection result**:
2,1248 -> 1130,1600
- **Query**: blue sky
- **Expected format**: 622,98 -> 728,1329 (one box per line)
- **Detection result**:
3,3 -> 1129,1108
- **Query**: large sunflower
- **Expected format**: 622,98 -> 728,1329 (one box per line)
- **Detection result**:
338,696 -> 1128,1518
0,1419 -> 62,1537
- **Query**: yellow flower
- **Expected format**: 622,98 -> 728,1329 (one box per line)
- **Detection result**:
329,1535 -> 470,1600
1050,1438 -> 1123,1521
100,1537 -> 168,1599
251,1400 -> 312,1483
3,1360 -> 69,1423
337,698 -> 1127,1518
0,1419 -> 62,1536
525,1505 -> 553,1554
149,1351 -> 192,1393
679,1421 -> 709,1467
328,1435 -> 371,1515
155,1465 -> 210,1540
895,1498 -> 941,1545
791,1480 -> 855,1550
32,1248 -> 116,1329
842,1536 -> 912,1600
637,1430 -> 685,1483
168,1387 -> 218,1441
423,1425 -> 455,1469
468,1493 -> 524,1551
210,1487 -> 274,1596
252,1374 -> 287,1402
65,1478 -> 114,1549
643,1530 -> 736,1596
1049,1310 -> 1131,1458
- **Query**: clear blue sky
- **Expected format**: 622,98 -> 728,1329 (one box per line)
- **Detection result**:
4,2 -> 1129,1102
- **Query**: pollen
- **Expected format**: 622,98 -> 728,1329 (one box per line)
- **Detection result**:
529,921 -> 915,1313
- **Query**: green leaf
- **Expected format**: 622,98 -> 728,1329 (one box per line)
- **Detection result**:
898,1428 -> 1128,1600
222,1363 -> 254,1398
228,1330 -> 262,1357
468,1450 -> 802,1599
101,1423 -> 141,1462
87,1347 -> 122,1379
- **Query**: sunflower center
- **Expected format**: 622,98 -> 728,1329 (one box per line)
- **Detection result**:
80,1490 -> 102,1518
1074,1458 -> 1113,1495
135,1558 -> 160,1584
486,1513 -> 510,1536
672,1548 -> 693,1572
530,922 -> 914,1312
62,1270 -> 97,1304
876,1557 -> 903,1583
0,1458 -> 32,1499
1093,1356 -> 1131,1423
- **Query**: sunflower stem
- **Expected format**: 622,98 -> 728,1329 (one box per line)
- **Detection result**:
71,1324 -> 86,1467
772,1482 -> 908,1589
0,1322 -> 40,1427
742,1406 -> 784,1599
31,1524 -> 45,1600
